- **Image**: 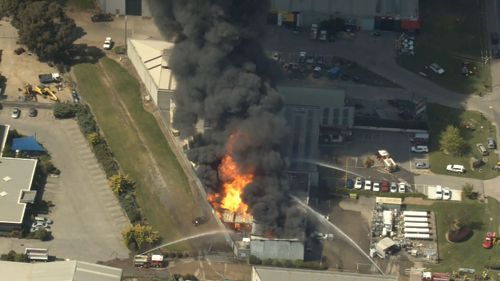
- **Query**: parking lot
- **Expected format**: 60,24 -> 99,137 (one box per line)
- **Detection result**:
0,108 -> 129,262
320,129 -> 416,187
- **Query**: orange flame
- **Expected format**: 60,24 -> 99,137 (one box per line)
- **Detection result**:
219,154 -> 253,215
207,133 -> 254,219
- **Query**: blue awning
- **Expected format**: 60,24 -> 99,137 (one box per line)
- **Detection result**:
11,136 -> 46,152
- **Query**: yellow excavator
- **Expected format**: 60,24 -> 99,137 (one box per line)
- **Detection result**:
41,86 -> 58,101
24,84 -> 58,101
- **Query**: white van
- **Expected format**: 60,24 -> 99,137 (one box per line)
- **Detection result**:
435,185 -> 443,200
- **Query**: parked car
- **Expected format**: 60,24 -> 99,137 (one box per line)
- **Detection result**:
29,107 -> 37,117
443,188 -> 451,200
435,185 -> 443,200
192,216 -> 208,226
298,51 -> 306,63
346,178 -> 354,189
411,145 -> 429,153
476,143 -> 489,156
71,89 -> 80,103
305,55 -> 315,64
372,182 -> 380,192
364,180 -> 372,191
429,63 -> 445,74
390,182 -> 397,193
11,108 -> 20,119
487,137 -> 496,149
446,164 -> 465,173
354,177 -> 363,190
91,13 -> 113,22
398,182 -> 406,193
271,52 -> 280,62
381,180 -> 389,192
415,162 -> 430,169
103,37 -> 113,50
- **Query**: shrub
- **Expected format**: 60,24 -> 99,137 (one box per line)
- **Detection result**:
364,157 -> 375,168
109,174 -> 135,195
462,183 -> 478,200
122,224 -> 160,251
86,132 -> 101,146
33,229 -> 51,241
53,102 -> 78,119
120,194 -> 141,223
272,259 -> 283,267
249,255 -> 261,265
262,258 -> 273,266
92,142 -> 118,177
439,125 -> 466,156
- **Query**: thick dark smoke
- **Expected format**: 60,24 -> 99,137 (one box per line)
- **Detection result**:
148,0 -> 303,237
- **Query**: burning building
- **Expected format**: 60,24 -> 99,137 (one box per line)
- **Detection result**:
148,0 -> 306,238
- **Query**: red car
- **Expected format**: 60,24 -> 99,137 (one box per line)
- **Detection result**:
482,232 -> 496,249
381,180 -> 390,192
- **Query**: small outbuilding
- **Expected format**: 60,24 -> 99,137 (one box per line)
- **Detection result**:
375,237 -> 398,258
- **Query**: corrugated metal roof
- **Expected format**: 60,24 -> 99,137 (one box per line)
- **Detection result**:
128,39 -> 177,91
0,260 -> 122,281
278,86 -> 345,108
253,266 -> 399,281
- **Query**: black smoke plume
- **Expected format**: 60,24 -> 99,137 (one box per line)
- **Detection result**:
148,0 -> 303,237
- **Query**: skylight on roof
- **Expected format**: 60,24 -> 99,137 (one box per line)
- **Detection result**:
0,191 -> 7,197
3,176 -> 11,182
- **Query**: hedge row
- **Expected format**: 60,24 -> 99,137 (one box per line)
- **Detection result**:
249,255 -> 328,270
53,102 -> 141,223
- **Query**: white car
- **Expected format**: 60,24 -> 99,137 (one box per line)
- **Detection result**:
446,164 -> 465,173
103,37 -> 113,50
354,177 -> 363,190
398,182 -> 406,193
364,180 -> 372,191
390,182 -> 397,193
271,52 -> 280,62
411,145 -> 429,153
435,185 -> 443,200
429,63 -> 445,74
372,182 -> 380,192
11,108 -> 20,119
443,188 -> 451,200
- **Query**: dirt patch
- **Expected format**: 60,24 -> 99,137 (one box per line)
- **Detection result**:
0,19 -> 73,103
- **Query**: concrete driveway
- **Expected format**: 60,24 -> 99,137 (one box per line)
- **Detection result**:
0,107 -> 129,262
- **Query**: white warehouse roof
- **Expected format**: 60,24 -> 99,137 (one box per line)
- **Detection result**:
128,39 -> 177,91
0,260 -> 122,281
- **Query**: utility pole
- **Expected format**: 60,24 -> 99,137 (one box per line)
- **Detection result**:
124,15 -> 128,51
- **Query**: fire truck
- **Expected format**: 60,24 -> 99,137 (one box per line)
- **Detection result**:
133,254 -> 166,268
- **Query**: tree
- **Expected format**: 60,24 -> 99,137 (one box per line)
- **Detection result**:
53,102 -> 78,119
0,0 -> 24,18
364,157 -> 375,168
439,125 -> 466,156
14,1 -> 78,63
462,183 -> 478,200
122,224 -> 160,251
109,174 -> 135,195
33,229 -> 51,241
86,132 -> 101,146
446,210 -> 473,242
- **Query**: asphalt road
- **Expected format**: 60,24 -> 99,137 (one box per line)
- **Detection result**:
0,108 -> 129,262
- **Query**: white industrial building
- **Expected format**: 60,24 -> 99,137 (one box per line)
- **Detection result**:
127,38 -> 176,120
252,266 -> 398,281
0,125 -> 38,232
97,0 -> 151,16
269,0 -> 420,30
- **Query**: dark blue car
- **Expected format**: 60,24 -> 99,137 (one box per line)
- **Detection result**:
346,179 -> 354,189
